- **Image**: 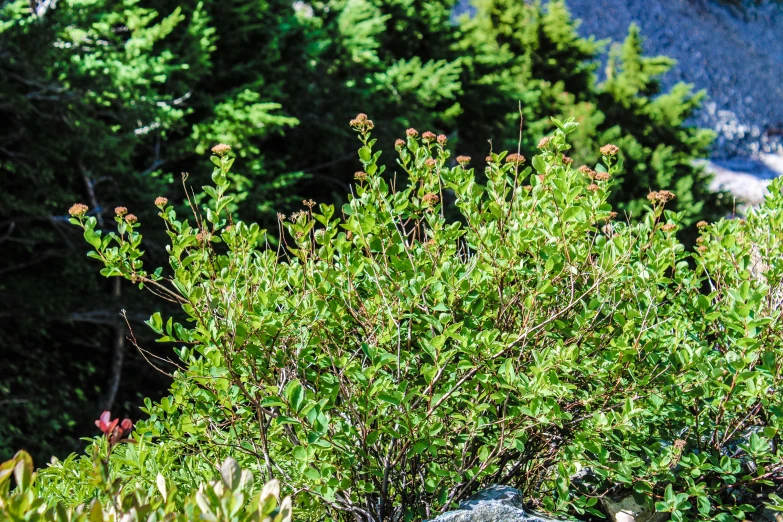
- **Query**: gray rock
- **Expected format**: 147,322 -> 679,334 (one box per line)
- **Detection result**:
428,485 -> 570,522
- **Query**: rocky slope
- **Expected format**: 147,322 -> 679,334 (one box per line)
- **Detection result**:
559,0 -> 783,202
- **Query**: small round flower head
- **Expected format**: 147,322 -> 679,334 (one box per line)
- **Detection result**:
395,139 -> 406,151
354,171 -> 368,181
661,223 -> 677,232
485,155 -> 494,164
523,184 -> 533,191
115,206 -> 128,217
505,153 -> 526,166
422,131 -> 436,143
647,191 -> 660,203
124,214 -> 138,224
696,237 -> 705,245
424,158 -> 436,169
697,245 -> 708,253
696,220 -> 708,229
586,183 -> 600,192
561,155 -> 573,165
69,203 -> 89,217
154,197 -> 168,208
579,165 -> 597,179
422,193 -> 439,206
595,172 -> 610,182
656,190 -> 676,203
211,143 -> 231,156
456,155 -> 471,166
600,144 -> 620,157
437,134 -> 447,145
406,128 -> 419,138
349,113 -> 373,132
538,136 -> 552,149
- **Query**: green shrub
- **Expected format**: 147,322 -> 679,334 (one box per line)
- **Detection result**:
59,117 -> 783,521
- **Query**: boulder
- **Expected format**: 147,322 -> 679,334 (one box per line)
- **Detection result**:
428,485 -> 570,522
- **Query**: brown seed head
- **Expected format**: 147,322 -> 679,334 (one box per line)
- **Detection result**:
505,153 -> 526,166
422,131 -> 436,143
406,128 -> 419,138
395,139 -> 406,151
697,245 -> 708,253
277,212 -> 286,222
349,113 -> 373,132
696,237 -> 705,245
154,197 -> 168,208
424,158 -> 436,169
586,183 -> 600,192
303,199 -> 316,209
68,203 -> 89,217
124,214 -> 138,224
696,220 -> 708,229
354,171 -> 368,181
595,172 -> 610,182
485,156 -> 494,164
561,155 -> 573,165
600,144 -> 620,156
211,143 -> 231,156
115,206 -> 128,217
661,223 -> 677,232
437,134 -> 447,145
422,193 -> 439,206
538,136 -> 552,149
456,155 -> 471,165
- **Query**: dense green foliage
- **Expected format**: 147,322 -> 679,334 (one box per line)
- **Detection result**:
1,0 -> 727,465
43,119 -> 783,521
1,448 -> 293,522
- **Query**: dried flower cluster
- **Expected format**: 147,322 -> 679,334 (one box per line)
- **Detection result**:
125,214 -> 138,224
406,128 -> 418,138
647,190 -> 676,204
354,171 -> 368,181
395,139 -> 405,150
115,206 -> 128,217
211,143 -> 232,156
421,131 -> 436,143
697,220 -> 708,229
349,113 -> 374,133
437,134 -> 447,145
456,155 -> 471,166
600,144 -> 620,156
155,196 -> 168,208
422,193 -> 439,206
505,153 -> 526,166
538,136 -> 552,149
68,203 -> 89,217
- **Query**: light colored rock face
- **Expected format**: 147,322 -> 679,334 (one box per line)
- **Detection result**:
554,0 -> 783,160
428,485 -> 569,522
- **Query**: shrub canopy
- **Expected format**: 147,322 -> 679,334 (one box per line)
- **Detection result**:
45,119 -> 783,521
